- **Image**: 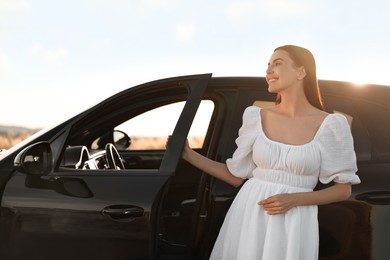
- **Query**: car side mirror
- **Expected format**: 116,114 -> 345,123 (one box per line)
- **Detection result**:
113,130 -> 131,150
14,141 -> 52,176
95,130 -> 131,150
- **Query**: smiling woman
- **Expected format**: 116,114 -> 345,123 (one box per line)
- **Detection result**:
176,45 -> 361,260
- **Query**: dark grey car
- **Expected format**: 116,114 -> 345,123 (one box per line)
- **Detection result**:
0,74 -> 389,259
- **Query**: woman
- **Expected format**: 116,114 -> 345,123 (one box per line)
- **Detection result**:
178,45 -> 361,259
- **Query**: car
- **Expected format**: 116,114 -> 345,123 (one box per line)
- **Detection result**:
0,73 -> 389,260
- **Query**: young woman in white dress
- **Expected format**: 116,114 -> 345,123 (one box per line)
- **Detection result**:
174,45 -> 361,259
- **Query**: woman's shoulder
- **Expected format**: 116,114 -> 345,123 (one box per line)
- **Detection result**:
323,112 -> 350,128
244,105 -> 261,113
243,105 -> 261,118
247,104 -> 278,116
240,106 -> 262,128
317,112 -> 352,142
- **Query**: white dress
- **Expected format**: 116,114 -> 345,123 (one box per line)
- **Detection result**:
210,106 -> 361,260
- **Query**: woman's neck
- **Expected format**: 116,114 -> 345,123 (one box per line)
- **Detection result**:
276,90 -> 314,117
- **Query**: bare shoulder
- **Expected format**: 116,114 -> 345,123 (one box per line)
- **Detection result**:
258,106 -> 278,119
260,106 -> 278,114
311,108 -> 329,119
304,109 -> 329,129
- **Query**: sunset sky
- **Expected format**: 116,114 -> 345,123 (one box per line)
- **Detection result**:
1,0 -> 390,128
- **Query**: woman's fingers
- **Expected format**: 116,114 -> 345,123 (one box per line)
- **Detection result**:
258,194 -> 295,215
165,135 -> 172,148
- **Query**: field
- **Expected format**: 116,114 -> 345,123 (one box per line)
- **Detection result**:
0,126 -> 203,151
0,126 -> 39,150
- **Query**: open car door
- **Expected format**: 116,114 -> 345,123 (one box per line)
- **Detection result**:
1,74 -> 211,260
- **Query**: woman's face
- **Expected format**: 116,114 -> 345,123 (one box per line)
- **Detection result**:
266,49 -> 303,94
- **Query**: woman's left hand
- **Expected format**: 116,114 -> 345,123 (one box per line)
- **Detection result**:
258,193 -> 298,215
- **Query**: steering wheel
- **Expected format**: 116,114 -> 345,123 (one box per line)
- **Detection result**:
105,143 -> 125,169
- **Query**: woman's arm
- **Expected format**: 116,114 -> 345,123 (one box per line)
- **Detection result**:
258,182 -> 351,215
182,142 -> 245,187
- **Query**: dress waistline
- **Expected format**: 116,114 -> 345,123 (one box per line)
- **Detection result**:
252,168 -> 318,190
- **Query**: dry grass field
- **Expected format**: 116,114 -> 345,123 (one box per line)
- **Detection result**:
0,133 -> 31,149
0,126 -> 37,150
130,136 -> 204,150
0,128 -> 204,151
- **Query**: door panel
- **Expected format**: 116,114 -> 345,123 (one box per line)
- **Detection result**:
2,172 -> 167,259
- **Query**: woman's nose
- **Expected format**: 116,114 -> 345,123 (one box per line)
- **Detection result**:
266,66 -> 272,75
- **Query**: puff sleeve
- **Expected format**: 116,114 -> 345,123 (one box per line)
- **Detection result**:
318,114 -> 361,184
226,106 -> 259,179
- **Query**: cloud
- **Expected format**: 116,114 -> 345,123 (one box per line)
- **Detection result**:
144,0 -> 179,8
176,23 -> 196,44
0,49 -> 14,77
30,44 -> 68,64
88,37 -> 113,53
261,0 -> 310,16
226,0 -> 311,25
0,0 -> 28,15
81,0 -> 179,16
81,0 -> 130,13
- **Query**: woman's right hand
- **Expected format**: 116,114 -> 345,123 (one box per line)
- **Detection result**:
165,135 -> 244,187
165,135 -> 190,159
165,135 -> 172,149
181,139 -> 191,160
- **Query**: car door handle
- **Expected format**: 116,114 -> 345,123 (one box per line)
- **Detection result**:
356,191 -> 390,205
102,204 -> 144,220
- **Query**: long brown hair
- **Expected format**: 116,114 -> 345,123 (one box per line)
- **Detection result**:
274,45 -> 324,111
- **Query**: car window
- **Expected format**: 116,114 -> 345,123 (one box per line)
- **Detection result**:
112,100 -> 214,150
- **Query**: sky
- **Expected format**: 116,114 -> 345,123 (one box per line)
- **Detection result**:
1,0 -> 390,129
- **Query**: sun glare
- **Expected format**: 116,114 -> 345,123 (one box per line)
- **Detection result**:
346,71 -> 390,87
